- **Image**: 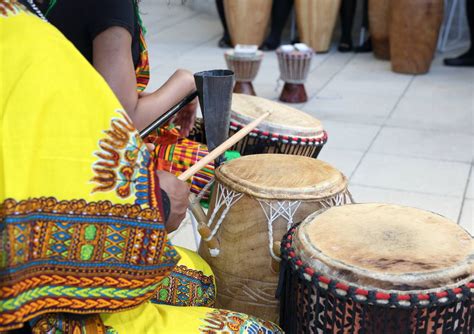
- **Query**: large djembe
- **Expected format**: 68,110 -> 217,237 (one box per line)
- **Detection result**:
369,0 -> 391,60
199,154 -> 353,322
294,0 -> 341,53
279,204 -> 473,333
229,94 -> 327,157
390,0 -> 444,74
223,0 -> 272,46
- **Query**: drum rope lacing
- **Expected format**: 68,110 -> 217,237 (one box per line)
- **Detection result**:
278,224 -> 474,309
259,200 -> 302,261
205,183 -> 244,245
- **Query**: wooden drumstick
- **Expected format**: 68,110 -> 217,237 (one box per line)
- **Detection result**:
178,111 -> 272,182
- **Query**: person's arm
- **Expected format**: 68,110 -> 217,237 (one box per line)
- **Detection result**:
92,26 -> 196,132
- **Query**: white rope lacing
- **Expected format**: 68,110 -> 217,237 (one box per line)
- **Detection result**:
205,183 -> 243,242
258,200 -> 302,261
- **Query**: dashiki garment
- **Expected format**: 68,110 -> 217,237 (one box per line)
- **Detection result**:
0,1 -> 283,333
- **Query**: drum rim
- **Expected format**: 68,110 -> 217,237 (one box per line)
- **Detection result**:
290,204 -> 474,295
231,94 -> 324,137
224,49 -> 264,61
215,155 -> 349,200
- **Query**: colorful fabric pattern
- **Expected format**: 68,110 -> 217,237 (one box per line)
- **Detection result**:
92,111 -> 159,207
153,265 -> 216,308
147,128 -> 214,199
199,309 -> 283,334
152,246 -> 216,308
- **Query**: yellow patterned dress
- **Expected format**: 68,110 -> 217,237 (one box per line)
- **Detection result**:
0,2 -> 282,333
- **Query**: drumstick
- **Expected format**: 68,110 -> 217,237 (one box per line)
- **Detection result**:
178,111 -> 272,182
139,91 -> 198,138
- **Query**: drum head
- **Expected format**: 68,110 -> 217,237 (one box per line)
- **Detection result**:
294,203 -> 473,291
216,154 -> 347,200
231,94 -> 324,139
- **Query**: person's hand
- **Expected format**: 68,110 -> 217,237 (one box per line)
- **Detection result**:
156,170 -> 190,233
173,97 -> 197,137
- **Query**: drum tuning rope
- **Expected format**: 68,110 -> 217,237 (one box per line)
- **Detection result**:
205,183 -> 243,248
258,200 -> 302,261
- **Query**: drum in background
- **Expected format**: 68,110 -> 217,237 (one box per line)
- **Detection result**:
225,50 -> 263,96
369,0 -> 391,60
276,46 -> 313,103
390,0 -> 443,74
294,0 -> 341,53
223,0 -> 272,46
279,203 -> 473,333
198,154 -> 352,322
229,94 -> 327,157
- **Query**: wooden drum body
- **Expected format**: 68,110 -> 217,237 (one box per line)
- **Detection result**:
369,0 -> 391,60
295,0 -> 341,53
279,204 -> 473,333
223,0 -> 272,46
225,50 -> 263,96
198,155 -> 352,322
229,94 -> 327,158
390,0 -> 443,74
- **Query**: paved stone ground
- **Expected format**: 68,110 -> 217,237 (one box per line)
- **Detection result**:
140,0 -> 473,250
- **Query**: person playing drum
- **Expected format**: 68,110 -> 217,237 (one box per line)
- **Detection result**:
26,0 -> 215,201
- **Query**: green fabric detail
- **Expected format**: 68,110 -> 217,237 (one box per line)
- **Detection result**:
1,283 -> 160,311
197,286 -> 203,297
133,0 -> 147,35
80,244 -> 94,260
159,288 -> 169,301
85,225 -> 97,241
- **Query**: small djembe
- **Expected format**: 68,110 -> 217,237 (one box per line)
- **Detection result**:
277,44 -> 313,103
225,46 -> 263,96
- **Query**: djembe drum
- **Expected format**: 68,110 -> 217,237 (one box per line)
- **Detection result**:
294,0 -> 341,53
390,0 -> 444,74
276,46 -> 313,103
198,154 -> 353,321
225,49 -> 263,96
369,0 -> 391,60
279,204 -> 473,333
229,94 -> 327,157
223,0 -> 272,46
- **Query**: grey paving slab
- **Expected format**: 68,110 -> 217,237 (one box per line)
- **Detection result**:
318,148 -> 365,178
322,121 -> 380,152
370,126 -> 474,163
349,185 -> 463,223
351,153 -> 471,197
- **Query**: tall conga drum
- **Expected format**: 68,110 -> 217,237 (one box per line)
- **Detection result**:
369,0 -> 391,60
294,0 -> 341,53
229,94 -> 327,157
279,204 -> 473,333
199,154 -> 352,322
223,0 -> 272,46
390,0 -> 444,74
